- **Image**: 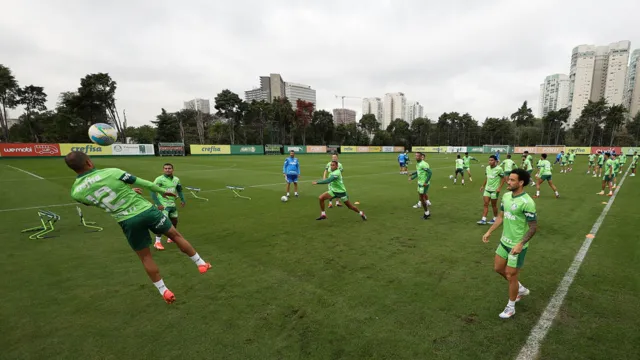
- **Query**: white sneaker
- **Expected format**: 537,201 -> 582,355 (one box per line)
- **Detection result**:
499,305 -> 516,319
516,288 -> 530,302
412,202 -> 421,209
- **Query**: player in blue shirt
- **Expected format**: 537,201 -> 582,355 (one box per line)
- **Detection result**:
554,152 -> 562,165
283,150 -> 300,198
494,150 -> 501,163
398,152 -> 407,174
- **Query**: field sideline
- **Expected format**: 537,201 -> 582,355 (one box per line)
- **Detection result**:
1,153 -> 638,359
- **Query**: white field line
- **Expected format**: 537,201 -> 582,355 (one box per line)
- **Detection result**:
6,165 -> 44,179
0,202 -> 77,213
515,166 -> 631,360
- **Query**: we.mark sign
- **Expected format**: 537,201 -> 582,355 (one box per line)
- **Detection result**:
0,143 -> 61,157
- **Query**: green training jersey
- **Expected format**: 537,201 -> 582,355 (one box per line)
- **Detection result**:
325,169 -> 346,193
325,161 -> 343,173
417,160 -> 432,185
70,168 -> 153,222
632,155 -> 638,165
463,156 -> 473,167
569,153 -> 575,162
613,159 -> 620,173
526,154 -> 533,164
561,154 -> 567,163
588,154 -> 596,162
620,154 -> 626,164
500,192 -> 537,249
485,165 -> 504,191
502,159 -> 516,172
523,159 -> 533,171
153,174 -> 182,207
604,159 -> 614,175
455,159 -> 464,169
538,160 -> 552,176
598,154 -> 604,164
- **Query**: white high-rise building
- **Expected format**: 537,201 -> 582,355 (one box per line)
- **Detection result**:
382,92 -> 406,129
284,82 -> 316,109
362,97 -> 383,122
404,101 -> 424,122
183,98 -> 211,114
568,41 -> 631,125
539,74 -> 571,117
625,49 -> 640,118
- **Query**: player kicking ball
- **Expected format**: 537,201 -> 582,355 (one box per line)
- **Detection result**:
482,168 -> 537,319
65,151 -> 211,304
323,154 -> 344,208
150,163 -> 185,250
312,160 -> 366,221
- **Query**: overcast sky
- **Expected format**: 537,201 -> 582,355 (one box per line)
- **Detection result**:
2,0 -> 640,126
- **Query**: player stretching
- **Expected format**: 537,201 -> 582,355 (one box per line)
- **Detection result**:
283,150 -> 300,198
567,150 -> 576,172
398,151 -> 408,174
534,153 -> 559,198
522,155 -> 535,187
409,152 -> 433,219
453,154 -> 465,185
478,155 -> 505,225
463,152 -> 477,181
312,161 -> 366,221
65,151 -> 211,304
597,153 -> 615,196
324,154 -> 344,208
595,151 -> 605,177
482,168 -> 537,319
631,151 -> 638,177
150,163 -> 185,250
587,153 -> 596,174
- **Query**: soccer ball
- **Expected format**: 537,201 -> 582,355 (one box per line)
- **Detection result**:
88,123 -> 117,146
280,196 -> 288,202
449,175 -> 453,179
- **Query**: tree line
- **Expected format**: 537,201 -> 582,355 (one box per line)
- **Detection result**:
1,64 -> 639,147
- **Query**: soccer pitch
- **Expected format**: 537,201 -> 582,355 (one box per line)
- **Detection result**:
1,154 -> 638,359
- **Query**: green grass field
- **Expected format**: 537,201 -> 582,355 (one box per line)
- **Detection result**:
1,153 -> 638,360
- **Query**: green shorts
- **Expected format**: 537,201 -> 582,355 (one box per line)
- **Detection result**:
118,207 -> 172,251
463,166 -> 469,171
561,162 -> 566,166
162,206 -> 178,219
541,175 -> 552,181
589,161 -> 594,166
603,175 -> 613,182
455,168 -> 464,175
598,163 -> 604,168
483,189 -> 499,200
328,190 -> 349,202
496,243 -> 528,268
418,183 -> 430,195
569,161 -> 574,165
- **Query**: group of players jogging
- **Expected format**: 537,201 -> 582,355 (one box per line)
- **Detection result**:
63,147 -> 638,319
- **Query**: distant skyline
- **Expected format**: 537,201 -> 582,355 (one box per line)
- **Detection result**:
2,0 -> 640,125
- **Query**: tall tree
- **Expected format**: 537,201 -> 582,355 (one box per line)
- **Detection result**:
510,101 -> 535,127
0,64 -> 19,140
386,118 -> 411,146
78,73 -> 125,141
626,111 -> 640,146
603,104 -> 627,146
17,85 -> 47,142
214,90 -> 246,145
410,117 -> 430,146
309,110 -> 334,145
152,109 -> 181,142
294,99 -> 314,145
358,114 -> 380,139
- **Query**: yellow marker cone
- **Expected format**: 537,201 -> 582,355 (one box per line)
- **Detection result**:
601,202 -> 608,204
443,186 -> 447,189
586,234 -> 595,238
354,201 -> 360,205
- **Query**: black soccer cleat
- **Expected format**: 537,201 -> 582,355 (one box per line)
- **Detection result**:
423,213 -> 431,220
316,215 -> 327,220
361,213 -> 367,221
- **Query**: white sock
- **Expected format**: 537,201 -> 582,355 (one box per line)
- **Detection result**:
555,191 -> 559,196
155,236 -> 161,243
425,210 -> 430,216
426,200 -> 432,206
190,253 -> 206,266
154,279 -> 168,295
462,180 -> 465,184
359,211 -> 364,215
286,193 -> 290,197
295,192 -> 299,195
536,191 -> 540,196
508,300 -> 516,307
518,282 -> 525,291
321,211 -> 326,216
454,179 -> 457,183
482,216 -> 486,221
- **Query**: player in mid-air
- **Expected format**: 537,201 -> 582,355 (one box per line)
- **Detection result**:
283,150 -> 300,198
312,160 -> 366,221
587,152 -> 596,174
398,151 -> 408,174
478,155 -> 505,225
534,153 -> 560,198
501,154 -> 517,180
65,151 -> 211,304
567,150 -> 576,172
482,168 -> 537,319
323,154 -> 344,208
409,152 -> 433,219
453,154 -> 465,185
631,151 -> 638,177
150,163 -> 185,250
597,153 -> 615,196
462,152 -> 477,182
522,154 -> 535,187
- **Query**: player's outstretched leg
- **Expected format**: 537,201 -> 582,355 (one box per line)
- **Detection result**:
344,200 -> 367,220
135,247 -> 175,304
164,226 -> 211,274
316,192 -> 332,220
534,178 -> 542,198
547,180 -> 559,198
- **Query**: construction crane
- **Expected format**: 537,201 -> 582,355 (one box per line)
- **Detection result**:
335,95 -> 362,109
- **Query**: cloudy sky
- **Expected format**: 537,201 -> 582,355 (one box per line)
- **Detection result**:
2,0 -> 639,126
